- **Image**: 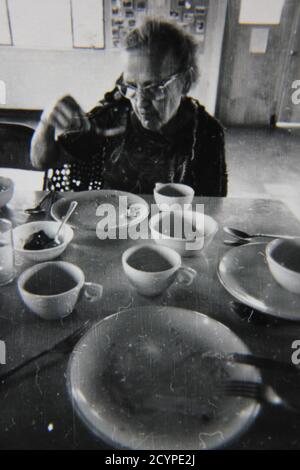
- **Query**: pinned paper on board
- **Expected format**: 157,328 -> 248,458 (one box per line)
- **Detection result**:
249,27 -> 269,54
71,0 -> 104,48
8,0 -> 73,49
0,0 -> 12,45
239,0 -> 285,25
1,0 -> 105,50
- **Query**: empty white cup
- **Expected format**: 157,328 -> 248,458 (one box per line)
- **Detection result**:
149,210 -> 218,257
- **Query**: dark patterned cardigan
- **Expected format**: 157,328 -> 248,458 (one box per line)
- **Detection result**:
48,87 -> 227,196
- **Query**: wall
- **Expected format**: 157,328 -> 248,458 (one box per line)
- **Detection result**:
216,0 -> 298,126
0,0 -> 227,115
196,0 -> 227,115
0,47 -> 122,112
276,3 -> 300,125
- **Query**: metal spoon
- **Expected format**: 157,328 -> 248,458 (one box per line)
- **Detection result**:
54,201 -> 78,244
223,226 -> 298,242
223,239 -> 249,247
25,192 -> 52,215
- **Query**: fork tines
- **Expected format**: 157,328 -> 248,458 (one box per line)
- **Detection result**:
219,380 -> 263,399
54,321 -> 90,353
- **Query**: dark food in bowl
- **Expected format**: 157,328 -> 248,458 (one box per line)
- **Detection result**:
23,230 -> 60,250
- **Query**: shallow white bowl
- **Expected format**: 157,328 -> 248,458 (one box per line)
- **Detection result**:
0,176 -> 14,208
153,183 -> 194,211
149,210 -> 218,257
266,238 -> 300,295
13,221 -> 74,262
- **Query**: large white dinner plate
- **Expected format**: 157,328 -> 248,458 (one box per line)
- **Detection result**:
51,190 -> 149,231
218,242 -> 300,321
67,306 -> 260,450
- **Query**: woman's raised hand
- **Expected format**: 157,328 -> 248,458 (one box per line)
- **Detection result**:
40,94 -> 126,139
40,95 -> 90,138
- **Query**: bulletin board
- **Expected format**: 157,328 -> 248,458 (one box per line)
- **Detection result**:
109,0 -> 209,52
170,0 -> 208,40
110,0 -> 147,48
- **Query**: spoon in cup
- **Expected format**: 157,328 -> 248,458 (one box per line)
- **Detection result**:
54,201 -> 78,244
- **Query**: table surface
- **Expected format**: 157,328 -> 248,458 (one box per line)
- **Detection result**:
1,191 -> 300,450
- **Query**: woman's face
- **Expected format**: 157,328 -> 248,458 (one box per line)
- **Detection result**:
122,48 -> 186,132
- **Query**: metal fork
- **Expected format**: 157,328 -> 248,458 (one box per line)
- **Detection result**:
0,321 -> 90,382
220,380 -> 300,413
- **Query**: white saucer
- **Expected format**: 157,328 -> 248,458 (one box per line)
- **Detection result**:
51,190 -> 149,231
67,306 -> 260,450
218,242 -> 300,321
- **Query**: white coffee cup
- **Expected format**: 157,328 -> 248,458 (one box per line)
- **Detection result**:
154,182 -> 194,212
18,261 -> 103,320
122,244 -> 196,297
149,210 -> 218,257
266,238 -> 300,295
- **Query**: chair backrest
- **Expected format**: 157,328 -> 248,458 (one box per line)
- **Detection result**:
0,122 -> 47,190
0,123 -> 34,170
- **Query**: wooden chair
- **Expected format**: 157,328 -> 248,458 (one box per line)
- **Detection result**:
0,122 -> 47,190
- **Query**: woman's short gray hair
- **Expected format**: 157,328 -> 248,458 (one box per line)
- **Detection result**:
123,17 -> 200,89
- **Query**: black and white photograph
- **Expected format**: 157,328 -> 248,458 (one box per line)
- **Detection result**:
0,0 -> 300,454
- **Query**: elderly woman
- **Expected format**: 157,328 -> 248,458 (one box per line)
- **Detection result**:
31,18 -> 227,196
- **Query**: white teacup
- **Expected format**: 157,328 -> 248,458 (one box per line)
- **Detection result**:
154,182 -> 194,211
18,261 -> 103,320
266,238 -> 300,295
149,210 -> 218,257
122,244 -> 196,297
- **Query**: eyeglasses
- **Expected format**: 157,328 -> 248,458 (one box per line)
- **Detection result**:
116,70 -> 186,101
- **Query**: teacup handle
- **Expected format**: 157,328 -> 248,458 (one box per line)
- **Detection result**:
176,266 -> 197,286
83,282 -> 103,302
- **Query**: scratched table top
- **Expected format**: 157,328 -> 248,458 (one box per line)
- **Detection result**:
1,191 -> 300,449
